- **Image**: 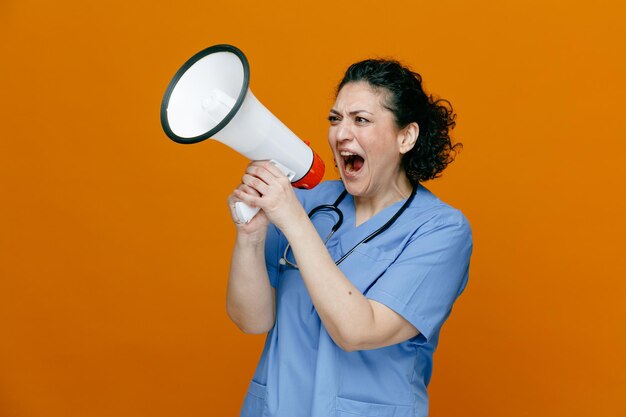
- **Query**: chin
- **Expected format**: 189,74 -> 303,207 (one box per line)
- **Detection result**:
341,178 -> 367,197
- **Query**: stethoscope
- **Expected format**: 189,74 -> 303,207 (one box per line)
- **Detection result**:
279,186 -> 417,269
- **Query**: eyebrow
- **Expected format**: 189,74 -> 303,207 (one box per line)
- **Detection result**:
329,109 -> 374,116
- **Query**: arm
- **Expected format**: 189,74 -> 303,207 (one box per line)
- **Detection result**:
225,187 -> 276,334
280,211 -> 418,351
234,162 -> 418,350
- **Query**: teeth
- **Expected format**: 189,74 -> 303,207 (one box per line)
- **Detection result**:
340,151 -> 357,156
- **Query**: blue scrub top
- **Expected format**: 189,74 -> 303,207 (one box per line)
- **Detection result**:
240,180 -> 473,417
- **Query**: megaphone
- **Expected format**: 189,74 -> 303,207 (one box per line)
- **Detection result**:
160,44 -> 325,223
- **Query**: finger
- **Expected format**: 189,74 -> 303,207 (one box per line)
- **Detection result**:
227,195 -> 245,225
262,161 -> 289,179
249,160 -> 290,180
233,188 -> 262,208
247,163 -> 290,188
247,160 -> 271,174
238,183 -> 262,198
242,174 -> 270,196
228,184 -> 260,209
244,163 -> 270,182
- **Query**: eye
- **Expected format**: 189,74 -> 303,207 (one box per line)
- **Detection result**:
355,116 -> 370,124
328,115 -> 341,124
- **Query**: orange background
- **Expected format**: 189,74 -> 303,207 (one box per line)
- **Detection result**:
1,1 -> 625,416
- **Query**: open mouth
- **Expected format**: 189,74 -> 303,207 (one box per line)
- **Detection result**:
341,151 -> 365,175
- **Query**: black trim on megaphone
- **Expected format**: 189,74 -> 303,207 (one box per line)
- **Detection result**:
160,44 -> 250,144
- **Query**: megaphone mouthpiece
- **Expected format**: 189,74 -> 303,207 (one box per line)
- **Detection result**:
201,88 -> 236,124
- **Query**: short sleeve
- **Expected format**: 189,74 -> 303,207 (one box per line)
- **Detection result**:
264,223 -> 283,288
366,212 -> 473,342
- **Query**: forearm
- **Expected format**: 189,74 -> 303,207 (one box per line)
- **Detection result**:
227,235 -> 276,334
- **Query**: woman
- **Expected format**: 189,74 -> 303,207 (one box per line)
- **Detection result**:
227,59 -> 472,417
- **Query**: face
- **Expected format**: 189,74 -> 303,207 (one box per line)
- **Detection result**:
328,81 -> 415,198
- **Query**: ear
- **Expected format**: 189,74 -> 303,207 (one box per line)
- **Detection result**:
398,122 -> 419,154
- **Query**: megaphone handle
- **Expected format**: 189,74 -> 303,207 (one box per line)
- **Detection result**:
233,160 -> 295,224
234,202 -> 261,224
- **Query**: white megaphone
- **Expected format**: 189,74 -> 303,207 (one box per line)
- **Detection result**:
160,44 -> 325,223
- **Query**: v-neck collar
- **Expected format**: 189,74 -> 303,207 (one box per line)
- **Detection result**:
325,186 -> 418,256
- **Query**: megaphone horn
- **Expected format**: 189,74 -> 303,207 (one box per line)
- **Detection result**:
160,44 -> 325,222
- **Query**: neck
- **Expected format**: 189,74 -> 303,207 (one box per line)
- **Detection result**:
353,175 -> 414,226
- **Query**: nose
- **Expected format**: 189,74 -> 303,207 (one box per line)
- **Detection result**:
334,121 -> 354,142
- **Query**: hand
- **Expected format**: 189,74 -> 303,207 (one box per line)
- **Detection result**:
227,177 -> 269,242
233,161 -> 306,233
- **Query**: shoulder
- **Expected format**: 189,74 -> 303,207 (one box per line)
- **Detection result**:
293,180 -> 345,211
407,185 -> 472,240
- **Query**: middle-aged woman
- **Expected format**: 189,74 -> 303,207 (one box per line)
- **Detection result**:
226,59 -> 473,417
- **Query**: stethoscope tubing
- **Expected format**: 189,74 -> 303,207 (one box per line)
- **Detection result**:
280,186 -> 417,271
